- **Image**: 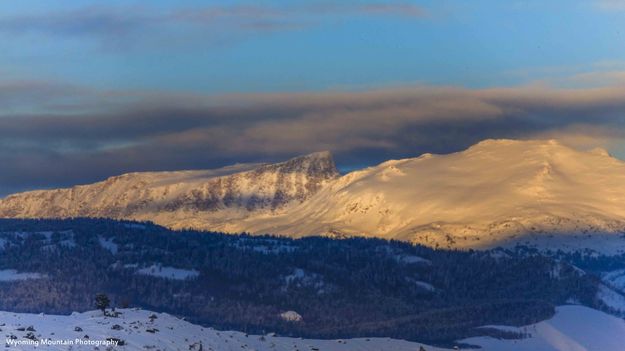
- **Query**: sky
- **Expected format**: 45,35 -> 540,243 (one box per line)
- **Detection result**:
1,0 -> 625,195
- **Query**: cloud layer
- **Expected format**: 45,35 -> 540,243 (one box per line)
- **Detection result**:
2,81 -> 625,195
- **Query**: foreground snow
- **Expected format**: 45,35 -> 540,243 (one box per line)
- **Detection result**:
462,305 -> 625,351
0,305 -> 623,350
0,308 -> 444,351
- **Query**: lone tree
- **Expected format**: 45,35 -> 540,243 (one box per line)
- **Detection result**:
95,293 -> 110,315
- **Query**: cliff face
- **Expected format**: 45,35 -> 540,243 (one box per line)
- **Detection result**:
0,151 -> 339,220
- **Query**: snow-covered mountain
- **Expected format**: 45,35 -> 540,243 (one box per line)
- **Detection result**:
4,139 -> 625,252
251,139 -> 625,253
1,305 -> 624,351
0,151 -> 339,232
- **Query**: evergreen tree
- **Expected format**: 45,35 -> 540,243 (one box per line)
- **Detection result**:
95,293 -> 110,314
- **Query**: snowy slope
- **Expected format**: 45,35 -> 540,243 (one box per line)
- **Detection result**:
0,308 -> 446,351
224,139 -> 625,252
4,139 -> 625,252
0,152 -> 339,232
461,305 -> 625,351
596,284 -> 625,315
0,305 -> 623,351
603,269 -> 625,291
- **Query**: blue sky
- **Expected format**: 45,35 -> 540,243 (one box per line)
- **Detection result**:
1,0 -> 624,93
1,0 -> 625,195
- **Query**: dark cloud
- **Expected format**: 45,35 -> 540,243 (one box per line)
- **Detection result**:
0,81 -> 89,113
2,82 -> 625,196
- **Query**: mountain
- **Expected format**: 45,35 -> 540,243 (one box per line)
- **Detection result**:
0,151 -> 339,232
3,139 -> 625,252
249,139 -> 625,253
1,305 -> 624,351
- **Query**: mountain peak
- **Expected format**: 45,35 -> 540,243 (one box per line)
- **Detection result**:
259,151 -> 339,180
464,139 -> 617,162
468,138 -> 563,151
590,147 -> 611,157
300,150 -> 333,160
282,150 -> 335,165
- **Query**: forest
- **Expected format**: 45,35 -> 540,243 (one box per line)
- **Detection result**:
0,218 -> 608,347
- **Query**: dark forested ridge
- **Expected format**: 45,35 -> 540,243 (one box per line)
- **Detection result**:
0,218 -> 609,346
